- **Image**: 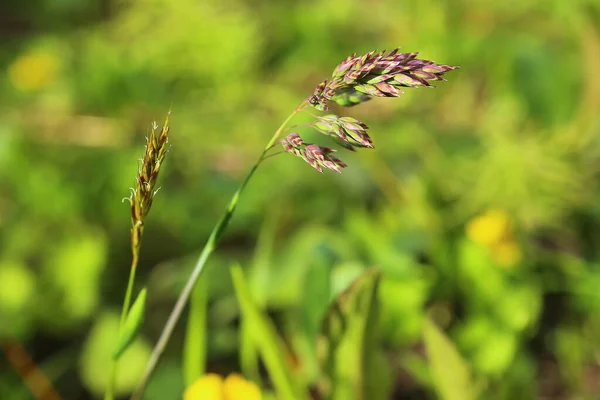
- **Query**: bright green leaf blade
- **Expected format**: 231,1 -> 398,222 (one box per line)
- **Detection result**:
362,273 -> 392,400
299,255 -> 332,382
240,211 -> 282,383
113,288 -> 147,360
423,318 -> 477,400
324,268 -> 392,400
183,276 -> 208,387
240,317 -> 260,383
80,312 -> 151,396
230,264 -> 308,400
240,210 -> 277,384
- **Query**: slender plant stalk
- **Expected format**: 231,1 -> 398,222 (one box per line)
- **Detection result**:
131,100 -> 308,399
183,276 -> 208,386
105,115 -> 170,400
105,245 -> 140,400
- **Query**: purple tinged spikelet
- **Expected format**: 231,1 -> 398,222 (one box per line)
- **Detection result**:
303,145 -> 346,173
393,74 -> 425,87
308,80 -> 330,111
281,132 -> 304,157
280,132 -> 347,173
292,48 -> 458,173
286,132 -> 304,148
333,54 -> 357,78
312,115 -> 374,150
307,47 -> 459,110
314,115 -> 338,133
343,69 -> 362,85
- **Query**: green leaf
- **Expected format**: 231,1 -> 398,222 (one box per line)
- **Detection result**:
241,210 -> 280,384
423,318 -> 478,400
80,312 -> 150,396
323,268 -> 391,400
230,264 -> 308,400
183,276 -> 208,387
297,256 -> 332,383
240,316 -> 260,383
302,256 -> 333,339
113,288 -> 147,360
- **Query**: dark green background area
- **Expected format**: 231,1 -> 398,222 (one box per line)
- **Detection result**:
1,0 -> 600,398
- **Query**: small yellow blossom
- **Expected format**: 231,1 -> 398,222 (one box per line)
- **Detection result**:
184,373 -> 261,400
184,374 -> 223,400
466,209 -> 511,246
223,374 -> 262,400
491,239 -> 522,267
8,50 -> 59,92
466,209 -> 522,268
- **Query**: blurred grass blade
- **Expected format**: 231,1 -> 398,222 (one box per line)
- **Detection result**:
240,318 -> 260,383
183,275 -> 208,387
113,288 -> 146,360
323,268 -> 391,400
423,318 -> 477,400
240,211 -> 280,384
230,264 -> 308,400
299,255 -> 332,382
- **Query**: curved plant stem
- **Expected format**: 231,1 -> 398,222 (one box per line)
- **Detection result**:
261,150 -> 285,161
131,100 -> 307,399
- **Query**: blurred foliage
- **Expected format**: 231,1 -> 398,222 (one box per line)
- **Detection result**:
424,317 -> 479,400
1,0 -> 600,398
79,312 -> 150,397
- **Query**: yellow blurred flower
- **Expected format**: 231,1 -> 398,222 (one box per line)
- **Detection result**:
491,239 -> 522,267
466,209 -> 511,246
222,374 -> 262,400
184,373 -> 261,400
8,50 -> 59,92
466,209 -> 522,267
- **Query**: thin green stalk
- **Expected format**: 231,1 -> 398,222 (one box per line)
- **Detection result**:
122,251 -> 140,327
131,101 -> 307,399
105,234 -> 141,400
106,114 -> 170,400
183,276 -> 208,387
262,150 -> 285,161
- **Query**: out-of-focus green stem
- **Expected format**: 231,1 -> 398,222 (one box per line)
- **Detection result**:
131,100 -> 307,400
183,276 -> 207,386
105,228 -> 141,400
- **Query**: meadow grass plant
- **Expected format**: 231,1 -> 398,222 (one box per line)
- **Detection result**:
108,48 -> 458,399
105,115 -> 170,400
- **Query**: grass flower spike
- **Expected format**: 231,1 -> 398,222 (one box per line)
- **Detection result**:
293,48 -> 458,171
105,113 -> 170,400
281,132 -> 347,173
308,48 -> 458,111
313,115 -> 373,150
129,114 -> 170,251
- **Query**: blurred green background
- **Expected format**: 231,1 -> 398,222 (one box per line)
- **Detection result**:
2,0 -> 600,398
